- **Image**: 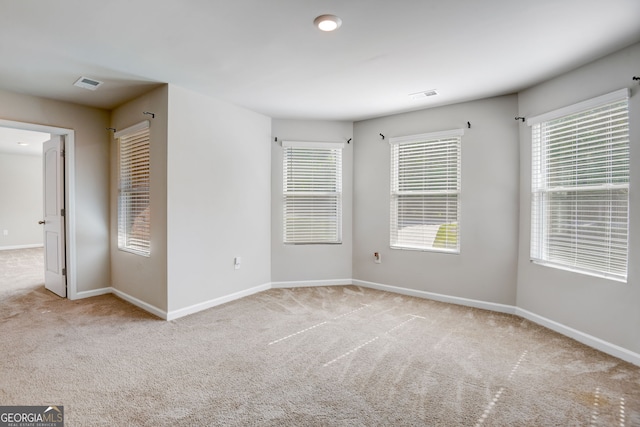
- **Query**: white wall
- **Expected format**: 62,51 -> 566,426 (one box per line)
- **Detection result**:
0,89 -> 110,293
166,85 -> 271,313
353,96 -> 520,305
516,42 -> 640,354
110,86 -> 169,312
0,152 -> 43,249
271,119 -> 354,283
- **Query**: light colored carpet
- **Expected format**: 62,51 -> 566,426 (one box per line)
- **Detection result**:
0,247 -> 44,296
1,251 -> 638,426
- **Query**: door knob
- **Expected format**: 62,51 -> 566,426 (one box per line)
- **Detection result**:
38,220 -> 45,225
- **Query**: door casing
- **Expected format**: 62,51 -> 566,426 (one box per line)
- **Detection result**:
0,119 -> 77,299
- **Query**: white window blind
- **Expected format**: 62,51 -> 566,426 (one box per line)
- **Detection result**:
116,121 -> 151,256
390,129 -> 462,252
529,89 -> 630,281
283,141 -> 343,244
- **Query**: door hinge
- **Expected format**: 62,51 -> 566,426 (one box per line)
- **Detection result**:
62,268 -> 66,276
61,208 -> 65,217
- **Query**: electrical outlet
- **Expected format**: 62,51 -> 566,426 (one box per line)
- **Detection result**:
374,252 -> 381,264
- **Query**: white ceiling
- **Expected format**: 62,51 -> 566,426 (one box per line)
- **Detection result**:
0,0 -> 639,121
0,127 -> 49,156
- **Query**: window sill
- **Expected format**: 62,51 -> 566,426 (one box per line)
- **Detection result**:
118,247 -> 151,257
284,242 -> 343,245
530,260 -> 626,283
391,245 -> 459,255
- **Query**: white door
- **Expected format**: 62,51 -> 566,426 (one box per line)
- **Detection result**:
42,136 -> 66,297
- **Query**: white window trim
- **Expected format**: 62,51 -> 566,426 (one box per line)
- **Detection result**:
117,120 -> 151,257
389,128 -> 463,253
114,120 -> 149,139
282,140 -> 344,245
389,128 -> 465,145
282,140 -> 344,150
528,90 -> 630,281
527,88 -> 629,126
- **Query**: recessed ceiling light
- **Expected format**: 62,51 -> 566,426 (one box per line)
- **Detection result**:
409,90 -> 438,100
314,14 -> 342,32
74,76 -> 104,91
17,142 -> 29,146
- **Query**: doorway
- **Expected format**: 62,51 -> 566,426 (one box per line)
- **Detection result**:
0,120 -> 77,299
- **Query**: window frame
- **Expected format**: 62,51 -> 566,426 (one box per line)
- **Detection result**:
389,129 -> 463,253
527,88 -> 630,281
115,120 -> 151,257
282,140 -> 344,245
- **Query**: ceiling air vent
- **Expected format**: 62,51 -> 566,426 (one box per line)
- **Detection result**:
409,89 -> 438,100
73,76 -> 104,91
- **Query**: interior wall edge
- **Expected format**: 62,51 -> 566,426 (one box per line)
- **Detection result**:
110,287 -> 167,320
165,283 -> 272,321
0,244 -> 44,251
352,279 -> 516,315
271,279 -> 353,288
354,279 -> 639,366
72,287 -> 112,301
67,279 -> 640,366
515,307 -> 640,367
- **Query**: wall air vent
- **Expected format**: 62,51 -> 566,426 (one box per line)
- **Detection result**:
409,89 -> 438,100
73,76 -> 104,91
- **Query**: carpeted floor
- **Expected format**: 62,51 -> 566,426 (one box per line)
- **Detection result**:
1,249 -> 639,426
0,247 -> 44,296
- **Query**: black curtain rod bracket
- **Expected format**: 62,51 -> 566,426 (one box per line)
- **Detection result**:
106,127 -> 116,133
467,121 -> 471,129
379,133 -> 385,140
633,76 -> 640,83
515,116 -> 525,122
143,111 -> 155,119
347,138 -> 352,144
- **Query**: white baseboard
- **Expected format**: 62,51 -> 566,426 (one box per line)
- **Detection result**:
73,287 -> 112,300
65,277 -> 639,366
353,279 -> 516,315
352,279 -> 638,366
166,283 -> 271,321
515,307 -> 640,367
110,287 -> 168,320
271,278 -> 353,288
0,244 -> 44,251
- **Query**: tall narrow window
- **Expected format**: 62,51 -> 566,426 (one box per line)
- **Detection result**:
390,129 -> 463,252
529,89 -> 630,281
115,121 -> 151,256
283,141 -> 343,244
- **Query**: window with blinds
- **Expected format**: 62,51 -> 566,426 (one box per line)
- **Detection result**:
282,141 -> 343,244
390,129 -> 463,252
116,121 -> 151,256
529,89 -> 630,281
